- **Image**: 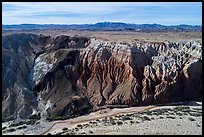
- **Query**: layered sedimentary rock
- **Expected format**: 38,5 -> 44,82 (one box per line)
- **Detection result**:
134,41 -> 202,105
2,34 -> 51,121
2,33 -> 202,121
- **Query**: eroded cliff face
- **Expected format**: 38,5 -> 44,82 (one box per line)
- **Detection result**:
77,39 -> 152,107
2,34 -> 51,121
2,34 -> 202,121
134,41 -> 202,105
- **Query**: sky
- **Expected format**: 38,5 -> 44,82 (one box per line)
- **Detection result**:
2,2 -> 202,25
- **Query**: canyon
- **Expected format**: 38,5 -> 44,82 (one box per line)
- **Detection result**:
2,33 -> 202,123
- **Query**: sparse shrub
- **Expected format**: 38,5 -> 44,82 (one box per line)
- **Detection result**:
174,106 -> 183,111
151,112 -> 157,116
110,119 -> 116,125
175,106 -> 189,112
9,122 -> 24,127
126,113 -> 133,117
62,127 -> 68,131
103,123 -> 108,126
66,131 -> 76,135
192,108 -> 202,111
142,116 -> 151,121
139,112 -> 145,115
189,117 -> 195,121
56,132 -> 62,135
117,121 -> 123,125
182,109 -> 190,113
159,116 -> 163,119
197,124 -> 200,127
102,117 -> 108,123
183,112 -> 188,115
76,124 -> 83,128
17,125 -> 27,129
182,106 -> 190,110
118,117 -> 122,120
115,115 -> 120,118
152,109 -> 163,115
80,132 -> 86,135
47,133 -> 52,135
96,119 -> 100,122
166,116 -> 176,119
6,128 -> 16,132
189,112 -> 202,117
61,131 -> 67,134
133,113 -> 138,117
176,113 -> 183,116
145,110 -> 152,115
122,115 -> 132,121
75,127 -> 79,131
49,115 -> 64,120
83,123 -> 89,127
130,120 -> 134,124
88,130 -> 94,134
65,132 -> 70,135
25,120 -> 36,125
163,108 -> 172,112
197,112 -> 202,117
27,114 -> 41,120
109,117 -> 113,120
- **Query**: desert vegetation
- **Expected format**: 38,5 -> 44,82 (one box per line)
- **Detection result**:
48,105 -> 202,135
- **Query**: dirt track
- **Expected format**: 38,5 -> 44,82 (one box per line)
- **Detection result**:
40,106 -> 157,135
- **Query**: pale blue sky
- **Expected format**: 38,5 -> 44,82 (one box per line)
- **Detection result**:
2,2 -> 202,25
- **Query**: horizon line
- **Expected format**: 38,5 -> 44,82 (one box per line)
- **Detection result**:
2,22 -> 202,26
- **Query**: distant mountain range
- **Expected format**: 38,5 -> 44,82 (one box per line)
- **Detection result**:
2,22 -> 202,32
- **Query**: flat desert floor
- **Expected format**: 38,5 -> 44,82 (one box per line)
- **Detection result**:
2,101 -> 202,135
41,102 -> 202,135
2,30 -> 202,43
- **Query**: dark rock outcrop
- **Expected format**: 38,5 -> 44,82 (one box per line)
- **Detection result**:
2,33 -> 50,121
